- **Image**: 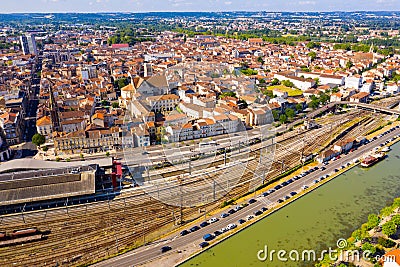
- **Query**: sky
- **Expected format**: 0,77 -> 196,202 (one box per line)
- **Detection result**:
1,0 -> 399,13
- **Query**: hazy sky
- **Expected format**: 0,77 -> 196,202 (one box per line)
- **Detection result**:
1,0 -> 399,13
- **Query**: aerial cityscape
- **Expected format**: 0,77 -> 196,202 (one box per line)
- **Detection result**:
1,1 -> 400,267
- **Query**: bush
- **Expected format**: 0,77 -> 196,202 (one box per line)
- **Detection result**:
382,221 -> 397,237
42,145 -> 48,152
377,237 -> 396,248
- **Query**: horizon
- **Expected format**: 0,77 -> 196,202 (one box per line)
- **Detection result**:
1,0 -> 399,14
1,10 -> 400,14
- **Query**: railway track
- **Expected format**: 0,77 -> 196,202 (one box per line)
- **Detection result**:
0,111 -> 369,267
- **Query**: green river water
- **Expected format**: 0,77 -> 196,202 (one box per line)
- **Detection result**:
180,142 -> 400,267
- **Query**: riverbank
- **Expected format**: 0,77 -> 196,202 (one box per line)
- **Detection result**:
178,126 -> 398,266
316,197 -> 400,267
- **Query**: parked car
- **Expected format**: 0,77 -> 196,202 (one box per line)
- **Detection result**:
246,215 -> 254,221
238,219 -> 246,224
200,221 -> 209,228
214,230 -> 222,236
248,199 -> 257,204
199,242 -> 209,248
254,210 -> 262,216
180,230 -> 189,236
208,217 -> 218,224
226,223 -> 237,230
228,209 -> 236,214
203,233 -> 214,241
190,226 -> 200,232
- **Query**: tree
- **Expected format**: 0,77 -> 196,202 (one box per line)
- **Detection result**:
282,80 -> 294,88
300,65 -> 310,72
271,78 -> 280,86
346,60 -> 353,69
32,133 -> 45,147
295,103 -> 303,112
112,102 -> 119,108
308,51 -> 317,61
106,151 -> 110,157
257,56 -> 264,64
115,78 -> 129,89
391,214 -> 400,226
361,242 -> 376,256
285,108 -> 295,119
382,221 -> 397,237
279,114 -> 288,124
331,87 -> 339,93
219,91 -> 237,98
367,214 -> 380,230
309,100 -> 319,109
319,92 -> 330,104
272,110 -> 279,121
351,229 -> 363,240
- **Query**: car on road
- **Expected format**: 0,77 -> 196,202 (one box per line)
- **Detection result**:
261,207 -> 268,212
284,195 -> 291,200
203,233 -> 214,241
281,181 -> 288,186
302,185 -> 309,190
274,185 -> 282,190
161,246 -> 172,253
320,166 -> 326,171
248,199 -> 257,204
240,203 -> 249,208
208,217 -> 218,224
220,213 -> 229,218
200,221 -> 209,228
277,199 -> 284,203
180,230 -> 189,236
262,192 -> 270,197
314,179 -> 319,184
199,242 -> 209,248
290,191 -> 297,196
238,219 -> 246,224
190,226 -> 200,232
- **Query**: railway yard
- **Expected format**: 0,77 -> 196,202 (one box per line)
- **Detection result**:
0,105 -> 397,267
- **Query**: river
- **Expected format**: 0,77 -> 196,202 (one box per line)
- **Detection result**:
180,141 -> 400,267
